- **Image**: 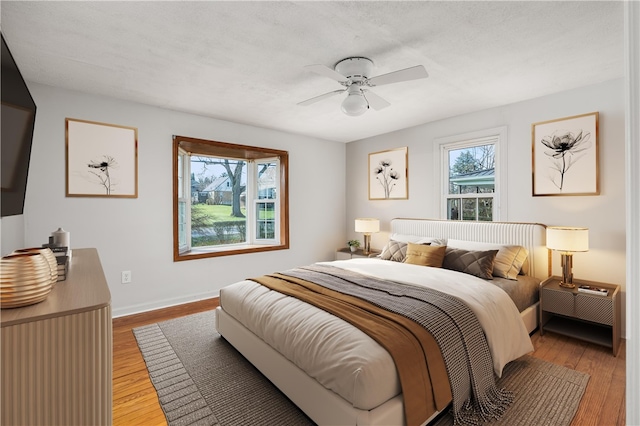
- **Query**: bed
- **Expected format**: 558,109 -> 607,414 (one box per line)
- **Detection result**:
216,218 -> 549,425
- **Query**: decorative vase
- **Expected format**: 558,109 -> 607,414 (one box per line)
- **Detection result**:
1,252 -> 53,308
52,227 -> 70,248
350,246 -> 357,252
13,247 -> 58,287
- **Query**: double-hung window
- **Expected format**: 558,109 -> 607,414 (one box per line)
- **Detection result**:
173,136 -> 289,261
436,127 -> 507,221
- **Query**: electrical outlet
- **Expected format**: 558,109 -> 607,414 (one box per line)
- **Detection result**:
121,271 -> 132,284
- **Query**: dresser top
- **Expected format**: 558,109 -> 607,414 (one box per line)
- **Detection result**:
1,248 -> 111,327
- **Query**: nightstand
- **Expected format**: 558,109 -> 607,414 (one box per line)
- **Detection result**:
335,247 -> 381,260
540,276 -> 621,356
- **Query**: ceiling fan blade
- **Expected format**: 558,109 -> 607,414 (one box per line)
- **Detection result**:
363,90 -> 391,111
367,65 -> 428,87
297,89 -> 346,106
304,64 -> 348,83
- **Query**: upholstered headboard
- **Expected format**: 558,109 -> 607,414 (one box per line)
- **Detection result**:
390,218 -> 550,279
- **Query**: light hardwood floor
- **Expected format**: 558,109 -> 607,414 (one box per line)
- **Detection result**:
113,299 -> 626,426
113,299 -> 219,426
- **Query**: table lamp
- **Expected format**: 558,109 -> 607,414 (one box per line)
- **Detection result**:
546,226 -> 589,288
355,218 -> 380,255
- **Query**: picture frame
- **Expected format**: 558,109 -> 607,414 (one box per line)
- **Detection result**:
532,112 -> 599,196
368,147 -> 408,200
66,118 -> 138,198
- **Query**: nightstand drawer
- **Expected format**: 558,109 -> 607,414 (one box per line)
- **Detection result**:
335,251 -> 352,260
541,287 -> 574,316
576,294 -> 614,325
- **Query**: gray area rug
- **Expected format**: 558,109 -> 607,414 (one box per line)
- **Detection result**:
133,310 -> 313,426
432,356 -> 589,426
133,310 -> 589,426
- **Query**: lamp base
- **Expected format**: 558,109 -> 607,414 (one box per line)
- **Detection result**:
363,234 -> 372,255
560,253 -> 575,289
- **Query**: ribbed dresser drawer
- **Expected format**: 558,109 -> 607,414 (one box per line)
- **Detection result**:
542,288 -> 574,316
576,294 -> 614,325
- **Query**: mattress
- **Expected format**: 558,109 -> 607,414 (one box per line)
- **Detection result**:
219,258 -> 534,411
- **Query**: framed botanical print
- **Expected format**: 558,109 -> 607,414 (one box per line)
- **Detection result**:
369,147 -> 408,200
532,112 -> 599,196
66,118 -> 138,198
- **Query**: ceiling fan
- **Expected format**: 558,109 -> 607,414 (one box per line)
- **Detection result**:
298,57 -> 428,116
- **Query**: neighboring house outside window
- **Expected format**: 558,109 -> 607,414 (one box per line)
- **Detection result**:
435,127 -> 507,221
173,135 -> 289,261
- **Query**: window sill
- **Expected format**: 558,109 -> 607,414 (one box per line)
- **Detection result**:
174,243 -> 288,261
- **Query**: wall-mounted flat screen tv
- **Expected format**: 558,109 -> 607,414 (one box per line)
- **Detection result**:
1,33 -> 37,217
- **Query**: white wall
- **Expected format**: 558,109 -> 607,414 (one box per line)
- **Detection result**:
1,79 -> 626,328
9,83 -> 346,317
624,1 -> 640,422
346,78 -> 627,335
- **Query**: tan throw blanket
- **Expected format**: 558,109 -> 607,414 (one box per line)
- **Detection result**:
251,265 -> 513,426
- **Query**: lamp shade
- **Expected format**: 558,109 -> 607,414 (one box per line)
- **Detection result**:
546,227 -> 589,252
355,218 -> 380,233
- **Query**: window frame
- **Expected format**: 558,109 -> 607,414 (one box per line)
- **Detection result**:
251,158 -> 280,244
172,135 -> 289,261
177,147 -> 190,253
434,126 -> 508,221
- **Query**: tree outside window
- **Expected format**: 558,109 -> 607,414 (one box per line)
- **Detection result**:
446,143 -> 496,221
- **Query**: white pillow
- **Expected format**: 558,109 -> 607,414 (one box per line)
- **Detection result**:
389,233 -> 446,245
445,239 -> 529,280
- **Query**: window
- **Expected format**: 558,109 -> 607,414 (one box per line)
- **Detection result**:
435,127 -> 506,221
173,136 -> 289,261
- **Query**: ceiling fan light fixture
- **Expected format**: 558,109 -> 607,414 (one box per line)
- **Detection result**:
341,88 -> 368,116
300,56 -> 428,115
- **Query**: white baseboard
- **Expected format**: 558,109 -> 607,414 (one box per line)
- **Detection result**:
112,290 -> 219,318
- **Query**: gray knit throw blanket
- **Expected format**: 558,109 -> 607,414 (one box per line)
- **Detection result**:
280,265 -> 513,426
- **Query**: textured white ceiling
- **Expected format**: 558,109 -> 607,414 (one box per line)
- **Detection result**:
0,1 -> 624,143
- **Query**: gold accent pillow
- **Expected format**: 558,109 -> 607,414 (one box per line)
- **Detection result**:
403,243 -> 446,267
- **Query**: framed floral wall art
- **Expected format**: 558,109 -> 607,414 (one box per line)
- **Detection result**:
66,118 -> 138,198
532,112 -> 599,196
369,147 -> 408,200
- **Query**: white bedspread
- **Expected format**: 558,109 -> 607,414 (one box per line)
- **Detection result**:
219,258 -> 533,411
320,258 -> 534,377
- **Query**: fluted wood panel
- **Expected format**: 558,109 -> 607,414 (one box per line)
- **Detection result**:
1,305 -> 112,425
391,218 -> 550,279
